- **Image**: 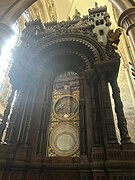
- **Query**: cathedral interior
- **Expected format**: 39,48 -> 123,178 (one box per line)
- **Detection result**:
0,0 -> 135,179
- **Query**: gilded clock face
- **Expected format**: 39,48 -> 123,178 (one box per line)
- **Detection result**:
53,95 -> 79,120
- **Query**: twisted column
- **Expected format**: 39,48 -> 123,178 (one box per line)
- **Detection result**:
110,79 -> 131,143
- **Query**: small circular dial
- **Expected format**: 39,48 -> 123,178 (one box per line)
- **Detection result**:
53,95 -> 79,120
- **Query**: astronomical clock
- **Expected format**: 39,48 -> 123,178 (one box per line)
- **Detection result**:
48,71 -> 80,157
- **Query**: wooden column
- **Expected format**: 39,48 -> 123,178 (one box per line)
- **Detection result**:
79,76 -> 87,159
19,91 -> 32,144
99,76 -> 118,143
17,89 -> 30,143
24,88 -> 37,145
80,172 -> 90,180
0,89 -> 15,142
7,90 -> 23,145
4,90 -> 19,144
110,78 -> 131,143
85,69 -> 103,146
36,81 -> 52,155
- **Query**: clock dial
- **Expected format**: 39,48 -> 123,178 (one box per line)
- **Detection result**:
48,71 -> 80,157
53,95 -> 79,120
50,123 -> 79,156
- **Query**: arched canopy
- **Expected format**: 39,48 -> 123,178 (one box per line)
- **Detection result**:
10,32 -> 108,88
0,0 -> 135,53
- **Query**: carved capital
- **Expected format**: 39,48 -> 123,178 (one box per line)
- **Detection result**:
85,69 -> 96,84
94,60 -> 120,82
118,7 -> 135,34
117,7 -> 135,49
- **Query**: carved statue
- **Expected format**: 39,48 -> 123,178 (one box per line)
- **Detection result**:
94,2 -> 98,8
107,28 -> 122,49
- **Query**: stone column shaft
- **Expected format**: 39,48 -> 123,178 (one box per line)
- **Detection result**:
109,0 -> 135,50
109,0 -> 133,14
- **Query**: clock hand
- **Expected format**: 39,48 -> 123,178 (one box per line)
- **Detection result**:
56,102 -> 66,112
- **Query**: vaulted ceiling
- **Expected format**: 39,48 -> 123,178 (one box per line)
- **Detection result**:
0,0 -> 117,27
0,0 -> 37,25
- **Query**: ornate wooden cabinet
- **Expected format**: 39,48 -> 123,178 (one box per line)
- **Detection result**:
0,5 -> 135,180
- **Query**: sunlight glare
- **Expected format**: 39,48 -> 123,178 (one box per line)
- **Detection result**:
0,23 -> 19,88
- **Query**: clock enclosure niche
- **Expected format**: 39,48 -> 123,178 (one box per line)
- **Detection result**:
48,71 -> 80,157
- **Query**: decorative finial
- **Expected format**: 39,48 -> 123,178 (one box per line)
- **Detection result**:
75,7 -> 81,16
95,2 -> 98,8
67,16 -> 71,21
37,16 -> 40,20
73,7 -> 81,20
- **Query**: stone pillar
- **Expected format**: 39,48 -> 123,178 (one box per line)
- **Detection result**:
109,0 -> 135,50
0,23 -> 13,54
118,9 -> 135,49
110,78 -> 131,144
